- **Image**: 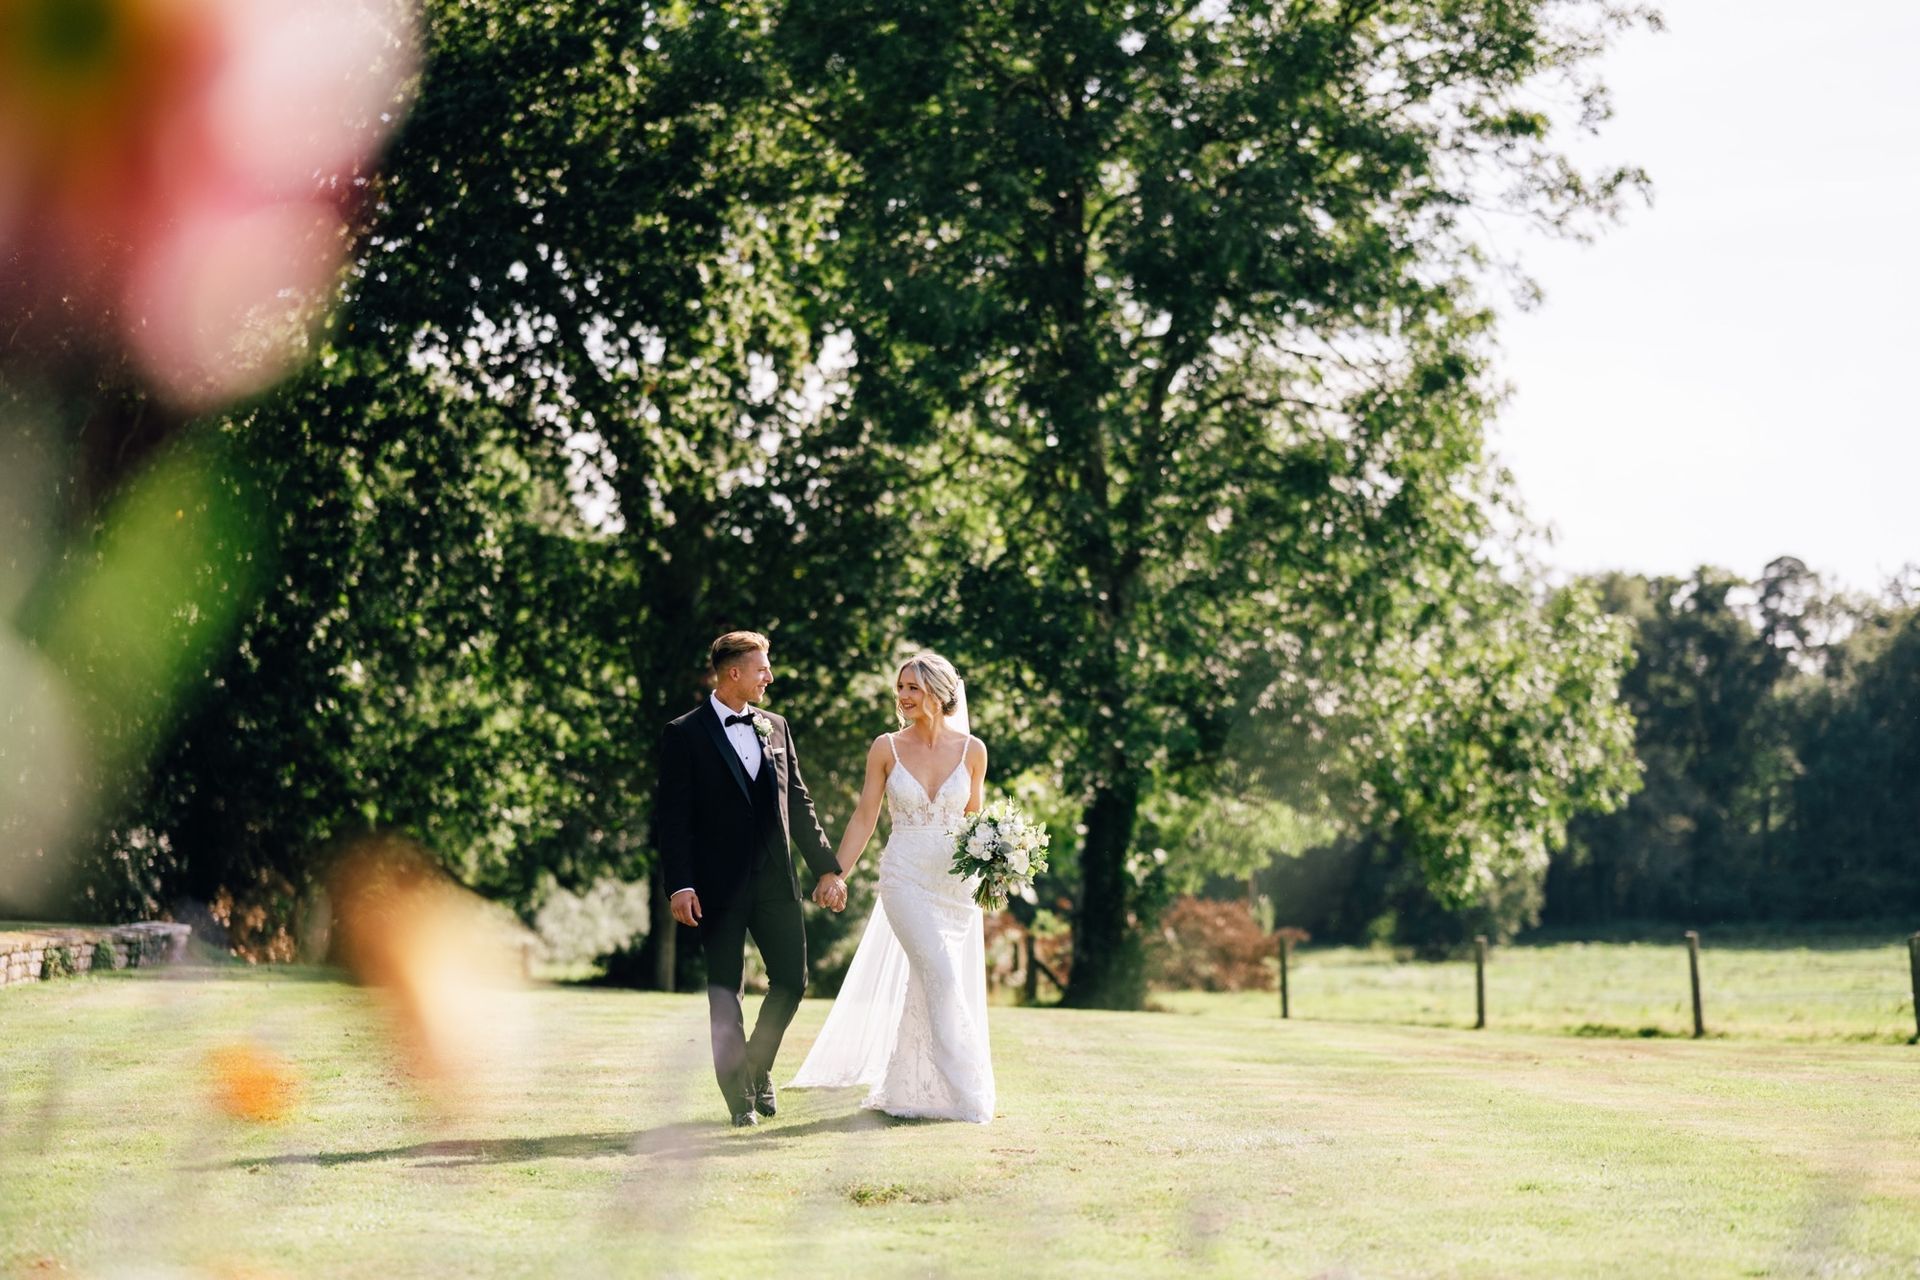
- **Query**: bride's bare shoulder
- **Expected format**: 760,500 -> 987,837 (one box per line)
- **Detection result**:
965,733 -> 988,760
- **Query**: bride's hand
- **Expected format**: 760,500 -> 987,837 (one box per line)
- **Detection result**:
812,873 -> 847,912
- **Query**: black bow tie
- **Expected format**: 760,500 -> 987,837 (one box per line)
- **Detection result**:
724,713 -> 755,727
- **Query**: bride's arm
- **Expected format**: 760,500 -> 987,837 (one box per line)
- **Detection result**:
825,736 -> 892,882
963,735 -> 988,815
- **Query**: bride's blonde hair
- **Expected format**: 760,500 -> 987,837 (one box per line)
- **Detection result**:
895,652 -> 961,727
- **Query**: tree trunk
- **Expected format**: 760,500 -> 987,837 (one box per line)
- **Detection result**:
1063,768 -> 1145,1009
637,616 -> 707,991
620,484 -> 716,991
647,869 -> 676,992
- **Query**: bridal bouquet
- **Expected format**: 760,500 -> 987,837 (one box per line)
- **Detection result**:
949,798 -> 1051,911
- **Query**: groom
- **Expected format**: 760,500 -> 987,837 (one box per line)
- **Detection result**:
653,630 -> 845,1126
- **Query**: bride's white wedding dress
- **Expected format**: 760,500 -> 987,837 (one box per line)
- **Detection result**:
788,734 -> 995,1123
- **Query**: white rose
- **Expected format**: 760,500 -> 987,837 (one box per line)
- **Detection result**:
968,831 -> 992,857
1008,847 -> 1030,875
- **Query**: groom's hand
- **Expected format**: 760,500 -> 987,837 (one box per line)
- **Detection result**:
670,889 -> 702,927
812,874 -> 847,913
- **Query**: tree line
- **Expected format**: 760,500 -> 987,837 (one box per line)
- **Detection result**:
1250,558 -> 1920,949
1548,559 -> 1917,927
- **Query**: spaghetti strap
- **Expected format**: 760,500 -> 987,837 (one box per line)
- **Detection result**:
886,732 -> 900,763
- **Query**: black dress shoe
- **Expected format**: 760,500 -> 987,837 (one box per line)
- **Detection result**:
752,1075 -> 777,1118
730,1110 -> 759,1128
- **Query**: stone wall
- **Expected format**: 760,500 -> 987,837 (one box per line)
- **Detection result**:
0,922 -> 193,987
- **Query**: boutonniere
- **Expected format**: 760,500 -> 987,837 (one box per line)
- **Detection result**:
751,714 -> 773,743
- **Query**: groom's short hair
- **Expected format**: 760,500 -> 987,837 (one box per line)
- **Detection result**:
709,630 -> 770,673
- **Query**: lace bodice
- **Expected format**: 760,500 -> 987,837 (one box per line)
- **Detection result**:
884,741 -> 970,831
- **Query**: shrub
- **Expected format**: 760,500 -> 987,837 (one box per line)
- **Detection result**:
1146,896 -> 1275,992
208,882 -> 301,962
91,941 -> 118,972
531,875 -> 650,970
982,910 -> 1073,997
41,944 -> 76,979
981,912 -> 1025,988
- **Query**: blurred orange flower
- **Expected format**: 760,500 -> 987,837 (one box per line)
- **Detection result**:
328,837 -> 530,1113
0,0 -> 417,407
205,1041 -> 299,1122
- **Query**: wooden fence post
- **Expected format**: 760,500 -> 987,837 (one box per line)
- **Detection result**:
1024,933 -> 1038,1005
1908,932 -> 1919,1043
1685,930 -> 1705,1039
1279,934 -> 1291,1019
1474,935 -> 1488,1030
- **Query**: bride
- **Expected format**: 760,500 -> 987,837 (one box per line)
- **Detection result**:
788,652 -> 996,1123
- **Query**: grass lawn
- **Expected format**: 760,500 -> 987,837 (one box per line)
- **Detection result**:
3,966 -> 1918,1278
1160,935 -> 1920,1043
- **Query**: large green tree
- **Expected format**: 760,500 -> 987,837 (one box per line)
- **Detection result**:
351,0 -> 919,982
73,0 -> 916,970
778,0 -> 1655,1004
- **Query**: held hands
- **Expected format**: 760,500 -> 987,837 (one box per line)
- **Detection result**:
812,873 -> 848,913
677,880 -> 841,921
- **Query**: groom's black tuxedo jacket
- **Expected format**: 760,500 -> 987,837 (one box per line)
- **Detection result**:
653,702 -> 837,905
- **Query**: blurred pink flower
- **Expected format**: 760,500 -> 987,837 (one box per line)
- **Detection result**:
0,0 -> 417,407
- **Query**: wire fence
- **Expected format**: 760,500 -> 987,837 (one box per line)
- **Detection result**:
992,925 -> 1920,1045
1258,929 -> 1920,1043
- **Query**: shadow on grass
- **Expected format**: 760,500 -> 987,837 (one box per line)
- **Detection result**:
1570,1022 -> 1684,1039
198,1103 -> 906,1171
225,1130 -> 673,1168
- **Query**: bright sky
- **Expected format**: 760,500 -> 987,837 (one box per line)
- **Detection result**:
1485,0 -> 1920,596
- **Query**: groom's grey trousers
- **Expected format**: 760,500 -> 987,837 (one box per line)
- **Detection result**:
699,850 -> 809,1113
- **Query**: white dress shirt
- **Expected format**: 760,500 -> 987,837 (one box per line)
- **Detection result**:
711,692 -> 763,781
673,695 -> 765,900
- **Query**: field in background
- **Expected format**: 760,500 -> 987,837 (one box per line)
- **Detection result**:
1160,934 -> 1918,1042
4,967 -> 1918,1278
